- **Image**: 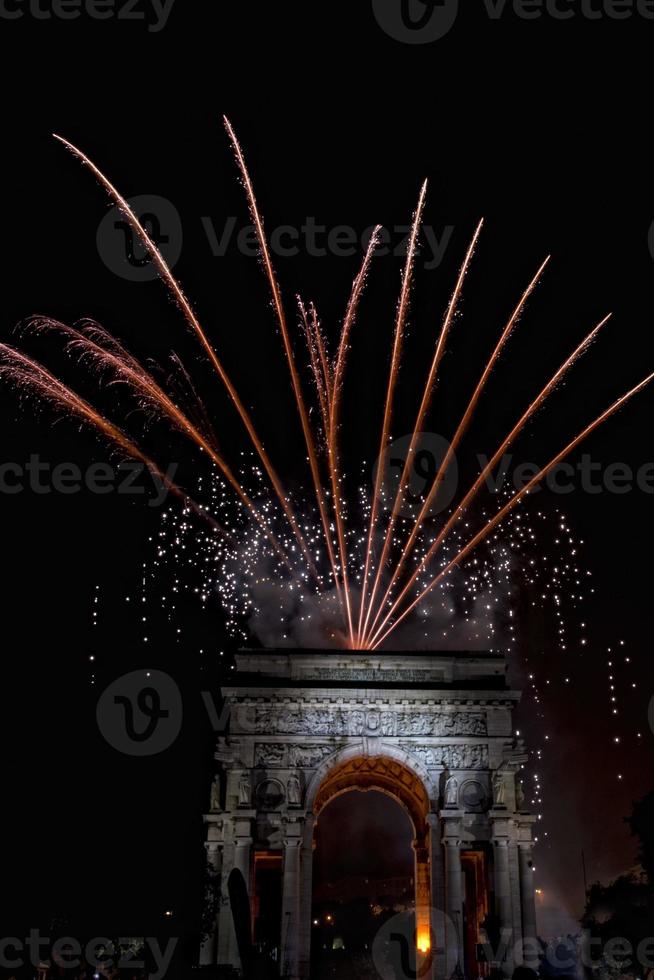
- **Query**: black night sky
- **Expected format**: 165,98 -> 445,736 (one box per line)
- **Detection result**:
1,0 -> 654,971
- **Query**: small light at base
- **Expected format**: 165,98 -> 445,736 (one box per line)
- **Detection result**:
417,932 -> 431,954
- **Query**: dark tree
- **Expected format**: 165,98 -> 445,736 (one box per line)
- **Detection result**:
626,791 -> 654,883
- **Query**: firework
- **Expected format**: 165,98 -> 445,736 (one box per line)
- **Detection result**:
2,120 -> 652,650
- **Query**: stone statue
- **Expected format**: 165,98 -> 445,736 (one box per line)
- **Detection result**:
210,776 -> 221,813
238,772 -> 251,807
287,773 -> 302,807
515,777 -> 526,811
493,772 -> 506,807
444,774 -> 459,808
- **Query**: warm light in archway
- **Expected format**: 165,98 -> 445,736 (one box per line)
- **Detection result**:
417,930 -> 431,954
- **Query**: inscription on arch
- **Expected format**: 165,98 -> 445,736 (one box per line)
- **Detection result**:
239,705 -> 487,737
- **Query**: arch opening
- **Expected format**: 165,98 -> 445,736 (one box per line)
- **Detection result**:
311,755 -> 433,968
313,754 -> 431,839
312,790 -> 415,977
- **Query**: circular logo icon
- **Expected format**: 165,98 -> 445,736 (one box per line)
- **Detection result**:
372,909 -> 458,980
374,432 -> 458,519
96,669 -> 182,756
96,194 -> 183,282
372,0 -> 459,43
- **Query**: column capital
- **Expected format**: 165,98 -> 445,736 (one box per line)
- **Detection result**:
282,816 -> 304,845
439,808 -> 464,820
233,813 -> 255,838
490,813 -> 514,839
440,812 -> 463,846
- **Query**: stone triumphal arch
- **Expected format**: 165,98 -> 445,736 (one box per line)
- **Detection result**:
201,650 -> 538,979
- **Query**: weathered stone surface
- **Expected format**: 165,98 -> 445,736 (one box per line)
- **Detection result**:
202,651 -> 536,980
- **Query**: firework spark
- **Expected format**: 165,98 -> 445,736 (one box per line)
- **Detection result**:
2,121 -> 652,651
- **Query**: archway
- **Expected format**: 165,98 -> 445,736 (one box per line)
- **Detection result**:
312,789 -> 415,976
310,755 -> 434,968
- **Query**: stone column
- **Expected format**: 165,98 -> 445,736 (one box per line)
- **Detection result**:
199,842 -> 222,965
280,819 -> 303,980
413,835 -> 432,954
518,843 -> 538,967
493,839 -> 513,973
428,814 -> 446,980
444,839 -> 465,974
297,815 -> 315,980
508,842 -> 523,965
233,830 -> 253,894
224,818 -> 254,970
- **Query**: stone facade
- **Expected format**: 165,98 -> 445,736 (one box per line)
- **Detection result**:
201,651 -> 538,979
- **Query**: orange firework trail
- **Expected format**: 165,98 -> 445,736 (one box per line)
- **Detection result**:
20,317 -> 293,570
223,117 -> 352,640
360,219 -> 484,643
2,120 -> 652,650
0,344 -> 227,537
330,226 -> 383,441
325,227 -> 382,646
362,253 -> 551,645
298,299 -> 332,441
364,313 -> 610,648
369,368 -> 654,651
357,182 -> 428,644
52,133 -> 317,585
